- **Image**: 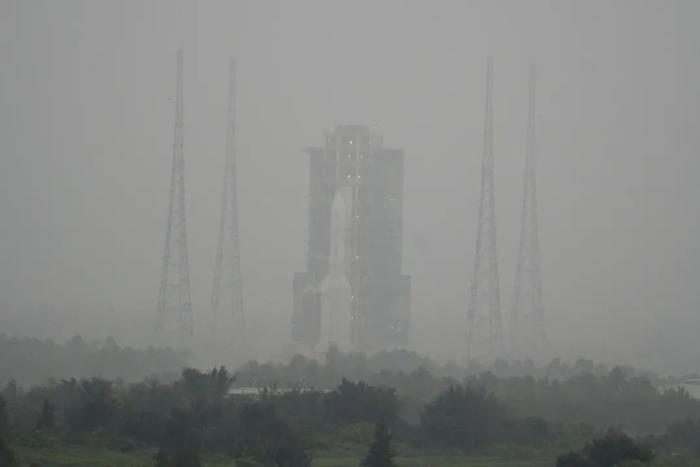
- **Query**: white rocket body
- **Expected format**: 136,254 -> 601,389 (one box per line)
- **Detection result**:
318,186 -> 353,353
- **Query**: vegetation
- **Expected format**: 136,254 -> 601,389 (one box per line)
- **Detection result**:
555,430 -> 655,466
0,396 -> 8,436
360,421 -> 396,467
421,385 -> 507,449
0,342 -> 699,466
154,408 -> 201,467
659,418 -> 700,456
0,437 -> 17,467
325,379 -> 398,426
0,395 -> 16,467
0,335 -> 185,387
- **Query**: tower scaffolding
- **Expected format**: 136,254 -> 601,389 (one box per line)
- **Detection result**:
156,49 -> 193,349
467,58 -> 503,361
210,58 -> 247,360
511,64 -> 545,360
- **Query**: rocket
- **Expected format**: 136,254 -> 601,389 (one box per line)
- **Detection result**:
318,186 -> 353,353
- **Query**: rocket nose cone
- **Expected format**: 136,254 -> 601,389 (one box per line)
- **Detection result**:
331,186 -> 351,214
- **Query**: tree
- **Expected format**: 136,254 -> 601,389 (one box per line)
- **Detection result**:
0,396 -> 17,467
555,431 -> 654,467
0,438 -> 17,467
0,397 -> 8,438
661,418 -> 700,455
35,399 -> 55,431
360,421 -> 396,467
180,367 -> 235,401
65,378 -> 119,432
155,408 -> 201,467
585,431 -> 654,466
232,401 -> 312,467
325,379 -> 398,425
421,385 -> 506,450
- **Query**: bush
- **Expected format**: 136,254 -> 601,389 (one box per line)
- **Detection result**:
361,421 -> 396,467
324,379 -> 398,426
586,431 -> 654,466
155,408 -> 201,467
556,430 -> 654,467
35,399 -> 55,431
421,385 -> 506,450
64,378 -> 119,432
661,418 -> 700,455
555,451 -> 589,467
232,401 -> 312,467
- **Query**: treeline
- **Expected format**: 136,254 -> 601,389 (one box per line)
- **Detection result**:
0,335 -> 677,392
0,335 -> 185,387
465,370 -> 699,434
555,423 -> 700,466
236,347 -> 673,394
1,364 -> 699,466
0,368 -> 569,466
235,349 -> 688,434
0,370 -> 391,466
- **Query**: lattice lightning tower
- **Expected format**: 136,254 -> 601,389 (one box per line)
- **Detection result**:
210,58 -> 246,354
155,49 -> 194,348
467,58 -> 504,360
511,64 -> 545,359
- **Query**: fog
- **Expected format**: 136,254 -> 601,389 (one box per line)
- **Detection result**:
1,0 -> 699,374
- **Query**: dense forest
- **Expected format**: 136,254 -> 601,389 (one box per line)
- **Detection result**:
1,340 -> 700,466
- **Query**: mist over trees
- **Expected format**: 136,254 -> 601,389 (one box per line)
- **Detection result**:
1,344 -> 700,465
1,1 -> 699,466
0,335 -> 185,387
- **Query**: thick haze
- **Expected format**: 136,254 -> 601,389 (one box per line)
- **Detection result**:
1,0 -> 699,374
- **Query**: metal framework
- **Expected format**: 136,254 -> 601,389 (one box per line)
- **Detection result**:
467,58 -> 503,360
511,64 -> 545,358
210,58 -> 246,352
155,49 -> 193,348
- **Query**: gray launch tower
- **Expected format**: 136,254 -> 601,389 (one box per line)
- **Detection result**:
293,125 -> 410,353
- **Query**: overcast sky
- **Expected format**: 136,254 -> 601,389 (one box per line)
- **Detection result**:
1,0 -> 699,373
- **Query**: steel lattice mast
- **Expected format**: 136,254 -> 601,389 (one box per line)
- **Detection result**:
511,64 -> 545,358
467,58 -> 503,360
156,49 -> 193,348
210,58 -> 246,352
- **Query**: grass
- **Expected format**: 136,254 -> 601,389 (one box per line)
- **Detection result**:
15,444 -> 155,467
13,444 -> 555,467
15,446 -> 699,467
15,446 -> 244,467
313,455 -> 552,467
